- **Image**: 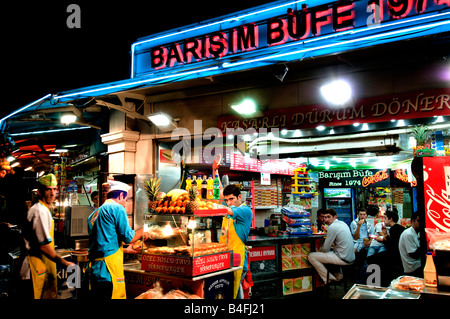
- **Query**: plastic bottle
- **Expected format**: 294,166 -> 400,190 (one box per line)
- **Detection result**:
207,175 -> 214,199
213,174 -> 221,200
185,175 -> 192,191
196,175 -> 203,198
424,251 -> 438,287
202,175 -> 207,199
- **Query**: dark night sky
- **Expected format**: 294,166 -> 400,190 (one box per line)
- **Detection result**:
2,0 -> 274,120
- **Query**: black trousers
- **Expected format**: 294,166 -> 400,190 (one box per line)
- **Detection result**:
90,280 -> 113,300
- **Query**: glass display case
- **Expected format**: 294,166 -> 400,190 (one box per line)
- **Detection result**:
138,209 -> 234,277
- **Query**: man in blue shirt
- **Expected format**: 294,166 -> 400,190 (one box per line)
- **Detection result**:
222,184 -> 253,299
87,181 -> 144,299
350,209 -> 373,254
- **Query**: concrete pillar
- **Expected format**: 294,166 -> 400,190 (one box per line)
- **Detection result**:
101,130 -> 140,175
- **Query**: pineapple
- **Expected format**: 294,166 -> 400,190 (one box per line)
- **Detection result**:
411,125 -> 429,156
186,186 -> 199,213
143,177 -> 161,212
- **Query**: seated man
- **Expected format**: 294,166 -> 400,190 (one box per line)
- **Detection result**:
360,210 -> 405,286
350,209 -> 373,255
308,208 -> 355,283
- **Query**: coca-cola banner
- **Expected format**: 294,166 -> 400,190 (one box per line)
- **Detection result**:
218,89 -> 450,132
423,157 -> 450,233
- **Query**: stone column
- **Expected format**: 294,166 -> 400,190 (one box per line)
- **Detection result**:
101,130 -> 140,175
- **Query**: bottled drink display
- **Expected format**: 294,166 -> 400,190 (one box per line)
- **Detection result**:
207,175 -> 214,199
196,175 -> 203,198
213,174 -> 220,200
185,175 -> 192,191
202,175 -> 207,199
424,251 -> 437,287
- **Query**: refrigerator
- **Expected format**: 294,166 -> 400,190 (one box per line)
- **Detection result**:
323,188 -> 355,226
414,156 -> 450,288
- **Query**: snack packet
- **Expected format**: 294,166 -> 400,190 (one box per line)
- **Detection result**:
390,276 -> 424,292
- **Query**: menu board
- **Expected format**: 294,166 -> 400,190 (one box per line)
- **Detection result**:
230,153 -> 299,175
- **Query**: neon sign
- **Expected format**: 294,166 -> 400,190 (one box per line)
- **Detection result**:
132,0 -> 450,76
362,169 -> 389,187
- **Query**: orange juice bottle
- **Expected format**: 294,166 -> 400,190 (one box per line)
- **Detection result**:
185,175 -> 192,191
196,175 -> 203,198
424,251 -> 437,288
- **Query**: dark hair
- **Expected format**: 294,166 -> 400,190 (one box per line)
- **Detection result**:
107,190 -> 127,199
411,211 -> 419,222
324,208 -> 337,217
37,183 -> 52,199
317,208 -> 325,216
223,184 -> 241,197
385,210 -> 399,223
91,191 -> 99,200
359,208 -> 367,213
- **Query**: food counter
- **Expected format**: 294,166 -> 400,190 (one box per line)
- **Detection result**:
124,261 -> 242,299
246,234 -> 325,298
343,284 -> 450,299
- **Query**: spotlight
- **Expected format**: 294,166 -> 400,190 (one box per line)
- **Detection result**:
147,112 -> 178,132
320,80 -> 352,105
231,99 -> 258,115
61,114 -> 77,125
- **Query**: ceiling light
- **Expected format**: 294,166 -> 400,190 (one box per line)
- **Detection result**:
362,123 -> 369,131
231,99 -> 257,115
316,125 -> 326,131
435,116 -> 444,123
61,114 -> 77,125
147,112 -> 178,132
281,129 -> 288,136
25,167 -> 33,171
320,80 -> 352,105
397,119 -> 406,127
293,130 -> 302,137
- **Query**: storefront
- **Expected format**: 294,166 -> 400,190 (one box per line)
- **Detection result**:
1,0 -> 450,300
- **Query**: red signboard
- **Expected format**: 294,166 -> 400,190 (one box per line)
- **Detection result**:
141,251 -> 231,277
231,153 -> 300,175
218,89 -> 450,132
422,157 -> 450,234
249,246 -> 276,262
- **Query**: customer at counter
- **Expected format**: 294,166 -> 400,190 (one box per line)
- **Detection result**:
308,208 -> 355,283
313,208 -> 326,233
399,211 -> 424,277
86,180 -> 144,299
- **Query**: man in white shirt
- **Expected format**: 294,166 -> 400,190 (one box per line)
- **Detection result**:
308,208 -> 355,283
399,211 -> 423,277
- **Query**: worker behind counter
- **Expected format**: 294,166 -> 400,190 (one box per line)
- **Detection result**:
213,154 -> 253,299
220,184 -> 253,299
86,180 -> 145,300
19,174 -> 75,299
